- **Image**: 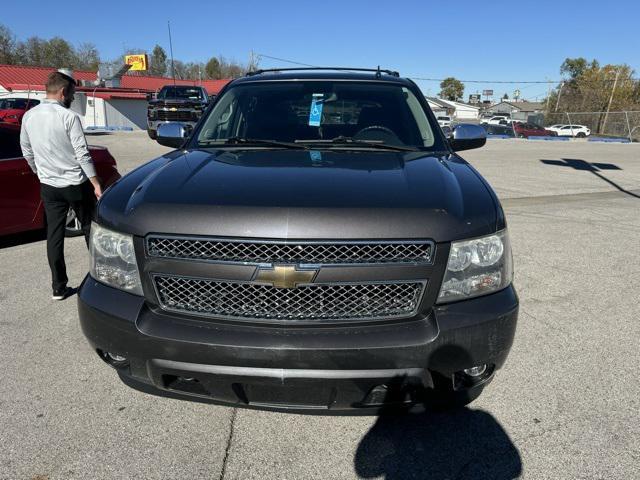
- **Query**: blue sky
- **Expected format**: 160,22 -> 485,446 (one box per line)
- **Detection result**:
4,0 -> 639,101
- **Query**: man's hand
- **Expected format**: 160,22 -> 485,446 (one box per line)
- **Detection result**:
89,176 -> 102,199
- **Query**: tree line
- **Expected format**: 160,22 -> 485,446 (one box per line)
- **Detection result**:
0,24 -> 248,80
546,58 -> 640,114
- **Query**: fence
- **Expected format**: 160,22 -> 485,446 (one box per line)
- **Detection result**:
544,111 -> 640,142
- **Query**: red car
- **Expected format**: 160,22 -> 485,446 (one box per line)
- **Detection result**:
0,98 -> 40,125
0,123 -> 121,236
512,122 -> 557,138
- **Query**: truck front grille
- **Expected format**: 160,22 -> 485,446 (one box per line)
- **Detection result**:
154,275 -> 425,322
156,110 -> 194,121
147,237 -> 433,265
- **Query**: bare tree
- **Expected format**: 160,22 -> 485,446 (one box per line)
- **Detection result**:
0,24 -> 16,64
75,42 -> 100,71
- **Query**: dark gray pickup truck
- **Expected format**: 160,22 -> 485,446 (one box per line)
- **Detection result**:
79,68 -> 518,412
146,85 -> 210,139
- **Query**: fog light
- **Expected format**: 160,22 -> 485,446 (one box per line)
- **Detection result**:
463,364 -> 487,377
98,349 -> 129,368
107,352 -> 127,362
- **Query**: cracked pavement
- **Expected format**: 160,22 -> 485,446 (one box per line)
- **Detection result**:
1,133 -> 639,479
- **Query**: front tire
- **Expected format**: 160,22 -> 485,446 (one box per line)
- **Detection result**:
576,132 -> 586,138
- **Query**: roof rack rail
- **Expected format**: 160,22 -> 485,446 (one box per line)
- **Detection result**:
245,66 -> 400,78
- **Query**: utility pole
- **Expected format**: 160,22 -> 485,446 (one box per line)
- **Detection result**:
601,68 -> 621,134
554,82 -> 564,112
168,21 -> 176,85
248,50 -> 259,72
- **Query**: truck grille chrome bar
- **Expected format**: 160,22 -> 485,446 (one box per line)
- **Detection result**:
147,237 -> 434,265
154,275 -> 425,322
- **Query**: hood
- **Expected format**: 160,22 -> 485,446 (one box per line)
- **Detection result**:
99,149 -> 498,242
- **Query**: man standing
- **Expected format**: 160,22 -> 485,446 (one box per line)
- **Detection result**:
20,70 -> 102,300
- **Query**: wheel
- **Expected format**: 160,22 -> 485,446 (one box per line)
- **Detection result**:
576,132 -> 586,138
147,129 -> 157,140
518,134 -> 526,139
64,208 -> 84,237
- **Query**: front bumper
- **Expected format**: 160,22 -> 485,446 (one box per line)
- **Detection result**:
78,278 -> 518,412
147,120 -> 197,131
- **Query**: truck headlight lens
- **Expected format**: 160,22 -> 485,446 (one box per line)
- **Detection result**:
438,230 -> 512,303
90,222 -> 143,295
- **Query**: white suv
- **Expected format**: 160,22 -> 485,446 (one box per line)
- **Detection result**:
481,115 -> 509,125
555,125 -> 591,138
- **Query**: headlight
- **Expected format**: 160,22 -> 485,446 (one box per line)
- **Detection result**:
90,222 -> 143,295
437,230 -> 513,303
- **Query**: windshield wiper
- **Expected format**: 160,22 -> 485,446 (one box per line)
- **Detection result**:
296,137 -> 418,152
199,137 -> 309,150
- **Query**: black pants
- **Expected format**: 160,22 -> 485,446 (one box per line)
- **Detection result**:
40,181 -> 95,291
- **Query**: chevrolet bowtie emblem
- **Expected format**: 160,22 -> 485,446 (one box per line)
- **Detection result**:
254,265 -> 318,289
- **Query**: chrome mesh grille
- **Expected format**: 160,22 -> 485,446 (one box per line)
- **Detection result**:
154,276 -> 424,321
156,110 -> 193,121
147,237 -> 433,265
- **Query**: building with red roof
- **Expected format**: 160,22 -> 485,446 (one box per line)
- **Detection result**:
0,64 -> 230,130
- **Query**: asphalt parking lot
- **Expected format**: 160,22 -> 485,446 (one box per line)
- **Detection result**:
1,132 -> 639,479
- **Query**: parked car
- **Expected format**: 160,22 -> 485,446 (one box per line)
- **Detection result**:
512,122 -> 557,138
437,115 -> 452,127
554,125 -> 591,138
545,124 -> 566,133
147,85 -> 210,139
79,68 -> 518,413
0,123 -> 121,236
0,97 -> 40,125
481,115 -> 510,125
482,124 -> 515,137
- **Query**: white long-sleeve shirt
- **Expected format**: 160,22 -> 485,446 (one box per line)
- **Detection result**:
20,99 -> 96,187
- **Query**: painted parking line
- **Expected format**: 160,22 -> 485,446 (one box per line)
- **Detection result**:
588,137 -> 632,143
527,136 -> 570,141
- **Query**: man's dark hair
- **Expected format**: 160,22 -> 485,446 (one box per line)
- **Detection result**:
45,72 -> 75,95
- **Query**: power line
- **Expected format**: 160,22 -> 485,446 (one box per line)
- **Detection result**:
255,53 -> 317,68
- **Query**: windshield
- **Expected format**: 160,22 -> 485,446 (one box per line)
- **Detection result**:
195,81 -> 439,149
157,86 -> 204,100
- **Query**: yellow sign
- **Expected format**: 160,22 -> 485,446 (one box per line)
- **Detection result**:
125,54 -> 148,71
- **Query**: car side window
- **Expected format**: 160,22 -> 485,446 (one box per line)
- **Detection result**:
0,128 -> 23,160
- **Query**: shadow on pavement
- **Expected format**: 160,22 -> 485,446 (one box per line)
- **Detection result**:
541,158 -> 640,199
0,229 -> 46,249
354,408 -> 521,480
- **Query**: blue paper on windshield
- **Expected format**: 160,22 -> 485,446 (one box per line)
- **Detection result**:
308,94 -> 324,127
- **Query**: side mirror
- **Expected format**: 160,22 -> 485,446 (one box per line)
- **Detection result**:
157,122 -> 189,148
449,124 -> 487,152
145,93 -> 153,101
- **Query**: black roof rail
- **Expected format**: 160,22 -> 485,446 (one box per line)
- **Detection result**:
245,66 -> 400,78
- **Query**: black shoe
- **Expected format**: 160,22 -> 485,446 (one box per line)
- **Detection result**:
52,286 -> 73,301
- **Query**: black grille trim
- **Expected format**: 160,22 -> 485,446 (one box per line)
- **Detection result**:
153,275 -> 426,322
146,237 -> 434,265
